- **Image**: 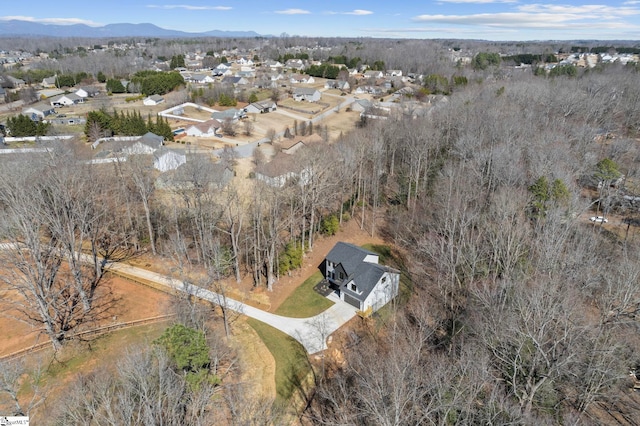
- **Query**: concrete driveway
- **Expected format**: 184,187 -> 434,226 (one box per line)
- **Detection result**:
109,262 -> 357,354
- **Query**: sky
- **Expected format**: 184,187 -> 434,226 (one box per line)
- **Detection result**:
1,0 -> 640,41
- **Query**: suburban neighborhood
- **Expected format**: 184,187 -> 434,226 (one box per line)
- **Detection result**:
1,27 -> 640,425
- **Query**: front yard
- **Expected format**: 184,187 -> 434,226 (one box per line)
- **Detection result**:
275,271 -> 334,317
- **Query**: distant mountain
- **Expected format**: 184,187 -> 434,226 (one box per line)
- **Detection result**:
0,20 -> 263,38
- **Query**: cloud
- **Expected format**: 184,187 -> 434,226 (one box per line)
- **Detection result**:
146,4 -> 232,10
327,9 -> 373,15
437,0 -> 516,3
359,25 -> 518,40
0,15 -> 102,26
412,3 -> 640,29
518,3 -> 639,16
275,9 -> 311,15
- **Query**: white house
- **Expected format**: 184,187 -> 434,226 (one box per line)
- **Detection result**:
188,73 -> 216,84
292,88 -> 321,102
237,57 -> 254,66
237,70 -> 256,79
244,100 -> 277,114
255,152 -> 311,188
322,242 -> 400,313
213,68 -> 234,77
185,119 -> 222,137
75,86 -> 100,98
211,108 -> 245,122
213,63 -> 233,76
363,70 -> 384,79
290,74 -> 315,84
350,99 -> 373,113
285,59 -> 305,71
264,60 -> 283,69
50,93 -> 83,107
143,95 -> 165,106
324,80 -> 350,91
221,76 -> 249,86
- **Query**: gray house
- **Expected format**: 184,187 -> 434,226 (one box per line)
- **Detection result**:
244,100 -> 277,114
22,103 -> 56,121
255,151 -> 309,188
212,108 -> 246,122
292,87 -> 321,102
322,242 -> 400,313
121,132 -> 164,155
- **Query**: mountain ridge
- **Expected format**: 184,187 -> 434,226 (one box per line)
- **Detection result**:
0,20 -> 263,38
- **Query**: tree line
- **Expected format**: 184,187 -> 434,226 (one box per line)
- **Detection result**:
84,109 -> 174,141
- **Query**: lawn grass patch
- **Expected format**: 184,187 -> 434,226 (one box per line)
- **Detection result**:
246,318 -> 310,405
275,271 -> 333,317
45,322 -> 168,380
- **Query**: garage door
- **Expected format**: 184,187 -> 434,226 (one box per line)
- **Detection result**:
343,294 -> 361,310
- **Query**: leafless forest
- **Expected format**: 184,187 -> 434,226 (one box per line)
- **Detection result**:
2,36 -> 640,424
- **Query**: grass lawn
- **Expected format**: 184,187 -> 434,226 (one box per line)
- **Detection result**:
275,271 -> 334,318
46,322 -> 169,380
246,318 -> 310,405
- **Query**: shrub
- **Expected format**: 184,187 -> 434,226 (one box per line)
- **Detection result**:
279,242 -> 304,275
321,215 -> 339,236
154,324 -> 218,389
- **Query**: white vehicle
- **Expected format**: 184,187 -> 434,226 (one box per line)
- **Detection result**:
589,216 -> 608,223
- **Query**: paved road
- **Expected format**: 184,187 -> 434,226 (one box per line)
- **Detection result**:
108,262 -> 357,354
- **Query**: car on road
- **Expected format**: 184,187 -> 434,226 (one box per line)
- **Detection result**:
590,216 -> 608,223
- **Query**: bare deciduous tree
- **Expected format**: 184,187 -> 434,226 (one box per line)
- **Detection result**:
0,146 -> 126,349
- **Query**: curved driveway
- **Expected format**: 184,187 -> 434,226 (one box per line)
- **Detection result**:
109,262 -> 357,354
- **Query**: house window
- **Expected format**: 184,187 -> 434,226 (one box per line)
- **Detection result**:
339,272 -> 344,280
350,283 -> 357,292
382,277 -> 387,284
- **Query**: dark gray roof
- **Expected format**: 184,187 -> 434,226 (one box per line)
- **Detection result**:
342,263 -> 388,301
222,76 -> 242,84
138,132 -> 164,148
325,242 -> 377,276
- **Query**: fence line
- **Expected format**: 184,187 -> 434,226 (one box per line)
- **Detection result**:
278,102 -> 329,115
0,314 -> 176,361
106,269 -> 182,296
